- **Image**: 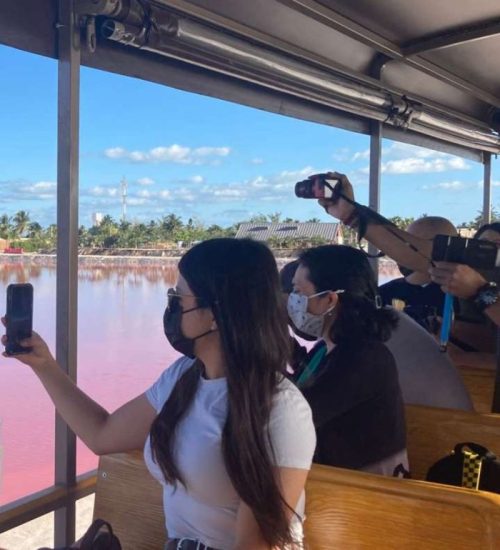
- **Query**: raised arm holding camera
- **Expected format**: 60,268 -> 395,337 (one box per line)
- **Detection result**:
296,172 -> 500,374
296,172 -> 434,273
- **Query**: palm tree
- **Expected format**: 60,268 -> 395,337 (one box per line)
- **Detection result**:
160,214 -> 183,238
13,210 -> 30,237
27,222 -> 43,239
0,214 -> 10,239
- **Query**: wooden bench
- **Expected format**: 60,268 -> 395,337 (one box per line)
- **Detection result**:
93,452 -> 500,549
406,404 -> 500,480
458,364 -> 495,413
306,464 -> 500,549
93,451 -> 165,550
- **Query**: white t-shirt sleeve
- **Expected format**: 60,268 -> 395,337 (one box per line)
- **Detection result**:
146,356 -> 196,412
267,378 -> 316,470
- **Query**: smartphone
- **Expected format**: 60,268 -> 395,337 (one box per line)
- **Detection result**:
5,283 -> 33,355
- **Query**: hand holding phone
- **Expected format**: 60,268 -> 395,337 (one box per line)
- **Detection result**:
5,283 -> 33,355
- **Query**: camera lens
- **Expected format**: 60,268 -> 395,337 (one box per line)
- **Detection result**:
295,180 -> 313,198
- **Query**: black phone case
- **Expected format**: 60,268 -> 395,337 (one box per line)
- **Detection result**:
5,283 -> 33,355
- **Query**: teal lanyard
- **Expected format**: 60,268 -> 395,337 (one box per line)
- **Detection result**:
297,345 -> 327,388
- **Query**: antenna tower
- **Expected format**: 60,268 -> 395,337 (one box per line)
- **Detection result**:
121,177 -> 128,222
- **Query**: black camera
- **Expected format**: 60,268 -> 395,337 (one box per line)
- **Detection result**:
432,234 -> 500,270
295,174 -> 340,199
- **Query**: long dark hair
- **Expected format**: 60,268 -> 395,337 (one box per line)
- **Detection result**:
298,245 -> 398,344
150,238 -> 294,547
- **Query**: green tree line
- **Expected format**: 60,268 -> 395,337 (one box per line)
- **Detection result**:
0,211 -> 330,252
1,209 -> 496,253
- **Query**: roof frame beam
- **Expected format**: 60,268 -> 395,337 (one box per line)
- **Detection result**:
402,18 -> 500,57
154,0 -> 496,128
276,0 -> 500,108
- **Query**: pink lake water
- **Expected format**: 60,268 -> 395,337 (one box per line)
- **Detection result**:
0,260 -> 181,505
0,258 -> 399,505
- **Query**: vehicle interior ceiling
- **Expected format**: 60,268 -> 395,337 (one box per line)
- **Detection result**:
2,0 -> 500,159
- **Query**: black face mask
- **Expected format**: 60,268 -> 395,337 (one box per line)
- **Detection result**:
163,294 -> 213,358
397,264 -> 414,279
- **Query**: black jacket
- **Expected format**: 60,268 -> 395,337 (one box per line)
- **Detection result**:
291,339 -> 406,469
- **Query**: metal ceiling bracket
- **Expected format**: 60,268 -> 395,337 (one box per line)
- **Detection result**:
402,18 -> 500,56
276,0 -> 500,109
84,15 -> 97,53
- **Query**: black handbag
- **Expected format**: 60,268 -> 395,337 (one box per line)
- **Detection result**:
38,518 -> 121,550
426,442 -> 500,493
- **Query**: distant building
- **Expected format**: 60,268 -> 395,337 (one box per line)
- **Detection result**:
92,212 -> 104,226
235,222 -> 342,245
458,228 -> 476,239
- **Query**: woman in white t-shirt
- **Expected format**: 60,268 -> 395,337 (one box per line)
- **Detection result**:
3,238 -> 316,550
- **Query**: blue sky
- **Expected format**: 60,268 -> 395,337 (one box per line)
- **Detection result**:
0,44 -> 498,228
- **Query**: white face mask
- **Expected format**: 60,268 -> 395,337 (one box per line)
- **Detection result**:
287,290 -> 344,338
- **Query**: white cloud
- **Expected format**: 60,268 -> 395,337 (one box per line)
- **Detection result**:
29,181 -> 56,191
195,166 -> 317,203
213,189 -> 247,198
104,144 -> 231,165
422,181 -> 467,191
172,188 -> 196,201
333,147 -> 352,162
251,157 -> 264,165
383,142 -> 449,159
127,198 -> 149,206
19,181 -> 57,199
136,177 -> 155,186
88,186 -> 119,197
357,142 -> 471,174
104,147 -> 126,159
351,149 -> 370,162
380,156 -> 469,175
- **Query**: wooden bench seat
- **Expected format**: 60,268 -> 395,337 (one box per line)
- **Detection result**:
406,404 -> 500,480
93,452 -> 500,549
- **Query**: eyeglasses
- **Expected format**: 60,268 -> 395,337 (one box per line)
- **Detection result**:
167,287 -> 199,299
167,287 -> 206,313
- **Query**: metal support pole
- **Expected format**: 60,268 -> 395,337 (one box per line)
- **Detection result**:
483,152 -> 492,225
368,120 -> 382,279
54,0 -> 80,545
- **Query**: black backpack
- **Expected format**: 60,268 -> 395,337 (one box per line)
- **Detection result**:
426,442 -> 500,493
38,519 -> 121,550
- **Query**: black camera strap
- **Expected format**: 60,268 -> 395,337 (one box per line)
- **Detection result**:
332,186 -> 436,268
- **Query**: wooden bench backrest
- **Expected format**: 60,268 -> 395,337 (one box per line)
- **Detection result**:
94,452 -> 500,550
93,451 -> 165,550
305,464 -> 500,549
458,365 -> 494,413
406,404 -> 500,480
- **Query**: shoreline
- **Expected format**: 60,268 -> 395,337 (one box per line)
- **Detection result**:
0,252 -> 399,273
